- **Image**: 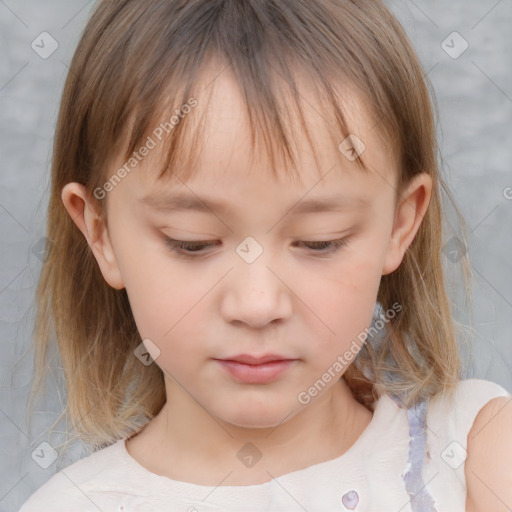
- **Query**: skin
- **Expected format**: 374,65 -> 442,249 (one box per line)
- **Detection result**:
61,69 -> 432,486
465,396 -> 512,512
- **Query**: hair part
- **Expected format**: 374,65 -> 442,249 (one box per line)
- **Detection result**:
25,0 -> 473,454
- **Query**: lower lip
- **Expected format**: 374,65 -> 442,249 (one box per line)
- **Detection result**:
215,359 -> 296,384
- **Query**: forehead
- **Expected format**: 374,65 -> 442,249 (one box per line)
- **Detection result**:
199,67 -> 385,169
115,66 -> 398,209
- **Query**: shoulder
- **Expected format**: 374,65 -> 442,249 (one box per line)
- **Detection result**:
18,470 -> 89,512
417,378 -> 510,510
19,440 -> 127,512
465,383 -> 512,512
427,377 -> 510,431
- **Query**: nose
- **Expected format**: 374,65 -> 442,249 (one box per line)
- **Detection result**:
220,254 -> 293,328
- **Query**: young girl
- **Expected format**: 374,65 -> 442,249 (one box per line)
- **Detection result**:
19,0 -> 511,511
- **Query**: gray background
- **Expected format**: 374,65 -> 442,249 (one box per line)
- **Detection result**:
1,0 -> 511,510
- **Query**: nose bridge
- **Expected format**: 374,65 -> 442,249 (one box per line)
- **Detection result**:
221,238 -> 292,327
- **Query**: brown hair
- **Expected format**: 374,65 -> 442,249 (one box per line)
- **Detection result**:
25,0 -> 473,454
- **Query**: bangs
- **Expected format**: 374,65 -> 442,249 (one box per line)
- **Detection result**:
97,0 -> 393,193
118,53 -> 373,190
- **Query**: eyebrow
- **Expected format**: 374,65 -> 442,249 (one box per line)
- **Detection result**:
139,191 -> 371,215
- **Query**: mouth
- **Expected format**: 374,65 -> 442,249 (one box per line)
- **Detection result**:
217,353 -> 296,365
213,354 -> 298,384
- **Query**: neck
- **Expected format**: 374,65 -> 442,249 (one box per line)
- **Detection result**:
128,377 -> 372,486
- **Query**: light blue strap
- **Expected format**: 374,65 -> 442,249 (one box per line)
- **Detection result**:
399,396 -> 438,511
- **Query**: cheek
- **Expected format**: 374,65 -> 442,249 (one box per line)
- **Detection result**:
295,244 -> 384,356
126,267 -> 206,344
112,230 -> 202,341
124,273 -> 208,377
121,258 -> 226,377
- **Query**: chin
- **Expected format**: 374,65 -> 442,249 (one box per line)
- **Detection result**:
214,400 -> 301,430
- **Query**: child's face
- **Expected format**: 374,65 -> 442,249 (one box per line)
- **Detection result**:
64,70 -> 431,429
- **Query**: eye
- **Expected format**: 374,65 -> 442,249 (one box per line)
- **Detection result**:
162,237 -> 220,256
162,236 -> 350,258
295,238 -> 349,255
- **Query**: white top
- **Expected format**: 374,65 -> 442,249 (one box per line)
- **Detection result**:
19,378 -> 510,512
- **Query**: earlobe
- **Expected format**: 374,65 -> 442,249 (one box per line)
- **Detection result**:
381,173 -> 432,276
61,182 -> 125,290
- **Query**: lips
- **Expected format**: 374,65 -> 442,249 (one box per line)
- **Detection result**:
213,354 -> 298,384
217,354 -> 295,365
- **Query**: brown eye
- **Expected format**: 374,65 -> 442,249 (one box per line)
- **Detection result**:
295,238 -> 350,254
162,237 -> 220,256
162,236 -> 351,259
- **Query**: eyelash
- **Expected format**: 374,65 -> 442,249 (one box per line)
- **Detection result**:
162,236 -> 350,258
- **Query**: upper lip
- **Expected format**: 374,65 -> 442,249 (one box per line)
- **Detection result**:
215,354 -> 296,365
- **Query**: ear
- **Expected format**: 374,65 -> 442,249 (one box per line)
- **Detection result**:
61,182 -> 125,290
381,173 -> 432,276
